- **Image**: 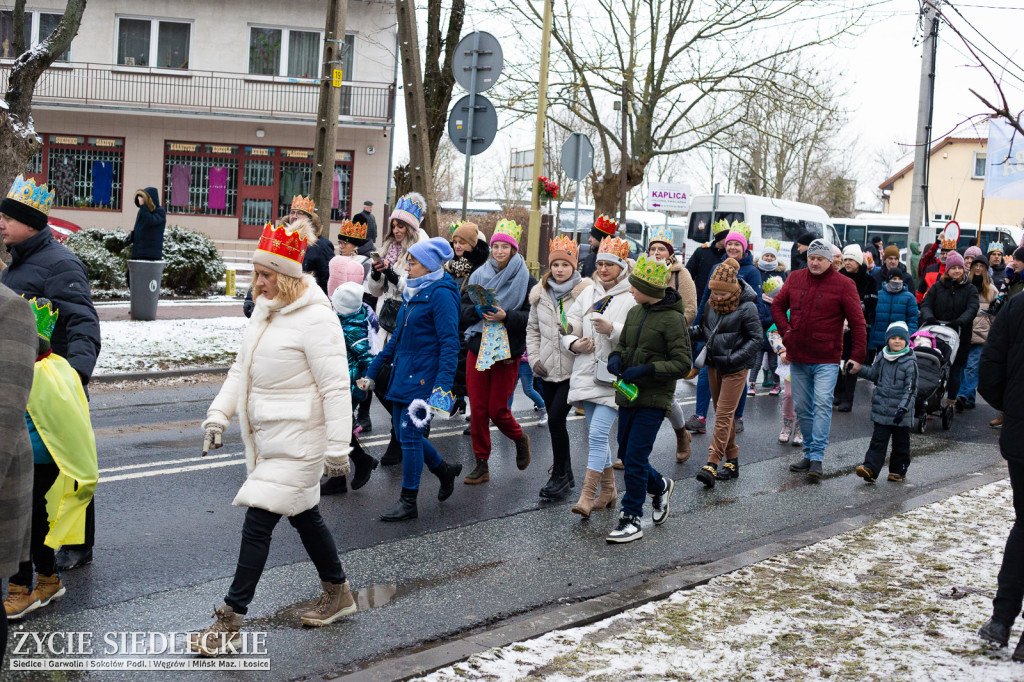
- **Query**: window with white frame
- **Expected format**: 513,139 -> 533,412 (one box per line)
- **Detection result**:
973,151 -> 987,179
116,17 -> 190,69
933,212 -> 952,222
248,27 -> 354,79
0,10 -> 70,61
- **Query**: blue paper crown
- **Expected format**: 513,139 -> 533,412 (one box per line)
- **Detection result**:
429,387 -> 456,416
7,175 -> 55,215
648,226 -> 673,246
395,194 -> 424,222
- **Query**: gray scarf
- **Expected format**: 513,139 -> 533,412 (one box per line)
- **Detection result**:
547,271 -> 582,310
466,253 -> 530,338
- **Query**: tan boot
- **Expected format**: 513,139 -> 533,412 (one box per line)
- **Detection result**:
300,580 -> 357,626
592,467 -> 618,509
189,604 -> 243,656
32,574 -> 66,607
571,469 -> 601,518
4,583 -> 40,620
612,459 -> 624,470
991,413 -> 1004,428
675,427 -> 692,463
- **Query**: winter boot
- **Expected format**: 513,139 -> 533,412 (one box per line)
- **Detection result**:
431,460 -> 463,501
592,467 -> 618,509
674,427 -> 692,463
791,423 -> 804,447
300,580 -> 357,626
613,459 -> 624,470
349,441 -> 379,491
189,604 -> 243,656
515,433 -> 532,470
380,487 -> 418,522
779,419 -> 793,443
696,463 -> 717,488
380,429 -> 402,466
354,416 -> 373,434
789,457 -> 811,472
463,459 -> 490,484
320,475 -> 348,495
32,574 -> 66,608
979,618 -> 1011,647
1013,632 -> 1024,662
55,546 -> 92,570
856,465 -> 877,483
3,583 -> 40,620
571,469 -> 602,518
807,460 -> 824,479
539,466 -> 573,500
716,460 -> 739,481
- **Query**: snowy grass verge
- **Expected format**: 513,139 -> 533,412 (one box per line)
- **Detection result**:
95,317 -> 246,374
421,478 -> 1020,681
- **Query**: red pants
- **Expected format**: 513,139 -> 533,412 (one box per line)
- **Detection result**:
466,351 -> 523,458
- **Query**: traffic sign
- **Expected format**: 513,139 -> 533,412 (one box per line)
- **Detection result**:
452,31 -> 503,93
561,133 -> 594,182
447,94 -> 498,156
648,182 -> 691,212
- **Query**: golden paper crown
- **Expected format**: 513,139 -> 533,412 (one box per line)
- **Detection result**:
941,237 -> 957,250
338,218 -> 368,241
291,195 -> 315,216
597,236 -> 629,262
257,221 -> 308,265
631,254 -> 669,288
593,214 -> 618,237
493,218 -> 523,244
711,218 -> 731,235
548,234 -> 579,259
763,238 -> 781,253
941,221 -> 959,251
730,220 -> 752,242
7,175 -> 54,215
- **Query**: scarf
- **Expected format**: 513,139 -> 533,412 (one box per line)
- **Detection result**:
384,240 -> 404,266
403,268 -> 444,301
446,255 -> 476,279
883,345 -> 912,362
757,257 -> 777,273
709,290 -> 740,315
547,271 -> 582,332
884,280 -> 904,294
465,254 -> 530,339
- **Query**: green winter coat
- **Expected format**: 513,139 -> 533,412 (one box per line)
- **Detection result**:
612,288 -> 692,412
908,242 -> 921,289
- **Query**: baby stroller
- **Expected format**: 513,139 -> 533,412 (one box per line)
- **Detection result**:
911,324 -> 961,433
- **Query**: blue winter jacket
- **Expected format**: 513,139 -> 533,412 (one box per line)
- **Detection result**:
366,274 -> 461,404
869,285 -> 919,352
693,251 -> 768,328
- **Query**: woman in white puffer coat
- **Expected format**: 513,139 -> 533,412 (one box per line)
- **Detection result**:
561,235 -> 635,519
192,217 -> 355,656
526,236 -> 592,502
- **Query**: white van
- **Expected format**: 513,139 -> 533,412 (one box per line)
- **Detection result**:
832,214 -> 1022,254
685,194 -> 840,269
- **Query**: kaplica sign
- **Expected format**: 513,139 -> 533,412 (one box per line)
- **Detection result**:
648,182 -> 691,212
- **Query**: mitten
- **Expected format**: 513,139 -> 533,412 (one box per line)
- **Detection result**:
383,267 -> 400,285
532,360 -> 548,378
620,365 -> 652,384
202,424 -> 224,456
324,455 -> 351,478
606,353 -> 623,377
356,377 -> 375,392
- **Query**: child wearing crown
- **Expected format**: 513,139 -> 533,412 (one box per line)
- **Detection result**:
4,298 -> 98,621
602,254 -> 691,543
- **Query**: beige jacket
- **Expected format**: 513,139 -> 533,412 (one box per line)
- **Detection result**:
666,258 -> 698,325
972,283 -> 999,344
526,277 -> 593,383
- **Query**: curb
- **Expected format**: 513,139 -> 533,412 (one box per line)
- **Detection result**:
91,366 -> 230,384
335,464 -> 1009,681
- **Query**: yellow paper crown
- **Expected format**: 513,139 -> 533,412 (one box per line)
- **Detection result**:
291,195 -> 315,216
257,221 -> 308,264
597,236 -> 630,262
548,234 -> 579,259
338,218 -> 367,241
631,254 -> 669,287
7,175 -> 54,215
493,218 -> 523,244
730,220 -> 752,242
711,218 -> 731,235
763,238 -> 781,253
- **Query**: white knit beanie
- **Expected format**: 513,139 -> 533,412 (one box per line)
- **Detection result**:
842,244 -> 864,266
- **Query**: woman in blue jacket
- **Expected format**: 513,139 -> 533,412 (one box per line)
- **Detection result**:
869,270 -> 919,354
360,238 -> 463,522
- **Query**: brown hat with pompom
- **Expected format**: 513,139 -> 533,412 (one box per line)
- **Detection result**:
708,258 -> 740,293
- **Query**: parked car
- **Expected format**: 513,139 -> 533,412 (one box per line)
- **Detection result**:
48,217 -> 82,243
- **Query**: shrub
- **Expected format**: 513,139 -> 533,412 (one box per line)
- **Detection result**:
65,228 -> 129,290
161,225 -> 225,295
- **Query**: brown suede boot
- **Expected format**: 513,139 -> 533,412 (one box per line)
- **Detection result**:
4,583 -> 40,620
675,427 -> 692,463
612,459 -> 624,470
189,604 -> 243,656
32,574 -> 66,607
592,467 -> 618,509
300,580 -> 357,626
571,469 -> 601,518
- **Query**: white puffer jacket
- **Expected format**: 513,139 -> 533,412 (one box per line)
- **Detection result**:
204,277 -> 352,517
526,277 -> 592,383
561,273 -> 635,408
365,228 -> 429,344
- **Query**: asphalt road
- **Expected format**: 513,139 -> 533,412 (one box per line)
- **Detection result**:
4,374 -> 1007,680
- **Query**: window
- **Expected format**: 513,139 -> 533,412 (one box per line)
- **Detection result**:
42,134 -> 125,210
164,142 -> 239,216
760,215 -> 822,243
973,151 -> 987,179
117,18 -> 190,68
687,211 -> 743,243
933,212 -> 952,222
248,27 -> 356,79
0,11 -> 70,61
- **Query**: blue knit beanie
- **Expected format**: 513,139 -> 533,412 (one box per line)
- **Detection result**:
886,320 -> 910,345
408,237 -> 454,272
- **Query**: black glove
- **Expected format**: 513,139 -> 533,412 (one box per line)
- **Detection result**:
894,407 -> 907,425
383,267 -> 400,285
606,353 -> 623,377
620,365 -> 652,384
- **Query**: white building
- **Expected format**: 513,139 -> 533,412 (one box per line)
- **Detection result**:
2,0 -> 397,243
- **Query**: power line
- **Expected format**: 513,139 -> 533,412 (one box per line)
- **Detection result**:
943,0 -> 1024,79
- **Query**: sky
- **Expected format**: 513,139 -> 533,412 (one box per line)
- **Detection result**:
389,0 -> 1024,210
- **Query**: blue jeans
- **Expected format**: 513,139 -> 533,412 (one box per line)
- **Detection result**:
393,402 -> 442,490
583,402 -> 616,472
616,406 -> 667,518
958,344 -> 983,405
509,361 -> 546,410
789,362 -> 840,462
697,366 -> 748,419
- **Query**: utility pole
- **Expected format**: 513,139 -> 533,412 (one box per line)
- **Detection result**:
395,0 -> 439,236
619,82 -> 628,227
526,0 -> 553,276
311,0 -> 349,232
908,1 -> 939,257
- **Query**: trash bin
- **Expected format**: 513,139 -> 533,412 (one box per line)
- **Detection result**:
128,259 -> 165,321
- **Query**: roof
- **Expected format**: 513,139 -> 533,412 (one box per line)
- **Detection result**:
878,136 -> 986,191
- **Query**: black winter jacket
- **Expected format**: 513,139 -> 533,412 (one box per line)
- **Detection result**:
685,242 -> 726,300
1,227 -> 101,382
858,352 -> 918,425
920,275 -> 980,365
461,274 -> 537,360
980,292 -> 1024,463
125,187 -> 166,260
691,280 -> 762,375
302,236 -> 335,295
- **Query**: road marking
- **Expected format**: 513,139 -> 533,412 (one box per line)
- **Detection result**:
101,458 -> 245,483
99,450 -> 242,474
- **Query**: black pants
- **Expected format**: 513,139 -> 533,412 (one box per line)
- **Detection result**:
225,505 -> 344,615
947,356 -> 967,399
993,460 -> 1024,627
11,463 -> 60,585
862,422 -> 911,476
540,379 -> 572,478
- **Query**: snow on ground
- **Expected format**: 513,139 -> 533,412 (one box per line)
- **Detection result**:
95,316 -> 246,374
421,479 -> 1022,681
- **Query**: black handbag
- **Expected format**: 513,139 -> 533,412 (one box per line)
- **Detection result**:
378,298 -> 402,333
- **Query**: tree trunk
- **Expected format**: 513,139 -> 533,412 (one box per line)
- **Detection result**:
590,159 -> 646,220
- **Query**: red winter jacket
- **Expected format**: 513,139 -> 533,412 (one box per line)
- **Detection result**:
771,266 -> 867,365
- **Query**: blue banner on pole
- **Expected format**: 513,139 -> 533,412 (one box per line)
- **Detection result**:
984,119 -> 1024,200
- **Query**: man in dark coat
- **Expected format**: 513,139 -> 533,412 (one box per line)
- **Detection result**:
871,244 -> 913,292
685,222 -> 729,297
865,235 -> 883,265
791,232 -> 816,271
125,187 -> 166,260
352,201 -> 377,257
978,291 -> 1024,659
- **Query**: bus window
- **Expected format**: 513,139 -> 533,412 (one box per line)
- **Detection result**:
688,211 -> 743,243
761,215 -> 820,242
845,226 -> 866,246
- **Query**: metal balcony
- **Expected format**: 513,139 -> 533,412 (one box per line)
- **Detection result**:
0,61 -> 395,123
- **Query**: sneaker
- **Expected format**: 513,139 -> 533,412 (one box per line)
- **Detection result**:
747,382 -> 756,396
537,410 -> 548,427
778,419 -> 793,443
856,465 -> 877,483
463,459 -> 490,484
807,460 -> 823,479
32,574 -> 66,608
606,513 -> 643,543
189,604 -> 243,656
3,583 -> 40,620
716,460 -> 738,481
696,463 -> 717,488
515,434 -> 532,470
651,477 -> 675,525
887,472 -> 906,483
575,407 -> 586,416
991,414 -> 1004,428
979,618 -> 1011,647
769,384 -> 782,396
463,425 -> 471,435
789,457 -> 811,472
684,414 -> 706,434
734,417 -> 744,434
300,581 -> 357,626
791,424 -> 804,447
55,547 -> 92,571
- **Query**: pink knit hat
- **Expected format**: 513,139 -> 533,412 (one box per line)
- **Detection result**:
327,256 -> 365,298
724,231 -> 747,252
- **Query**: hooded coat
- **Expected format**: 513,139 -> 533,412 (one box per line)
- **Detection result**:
526,276 -> 593,383
919,274 -> 980,365
125,187 -> 166,260
869,282 -> 919,352
858,352 -> 918,425
204,277 -> 352,517
691,280 -> 763,375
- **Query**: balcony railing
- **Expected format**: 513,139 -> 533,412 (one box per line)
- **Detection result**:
0,61 -> 395,123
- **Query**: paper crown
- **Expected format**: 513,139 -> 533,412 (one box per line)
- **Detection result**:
429,387 -> 456,416
593,215 -> 618,237
597,236 -> 630,262
548,234 -> 579,259
711,218 -> 731,235
257,221 -> 308,265
762,275 -> 784,295
730,220 -> 752,242
763,238 -> 781,253
648,225 -> 673,245
448,221 -> 463,236
7,175 -> 55,215
337,218 -> 368,241
28,296 -> 58,341
631,254 -> 669,287
493,218 -> 523,244
941,221 -> 959,251
291,195 -> 315,216
988,242 -> 1004,254
394,193 -> 425,223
